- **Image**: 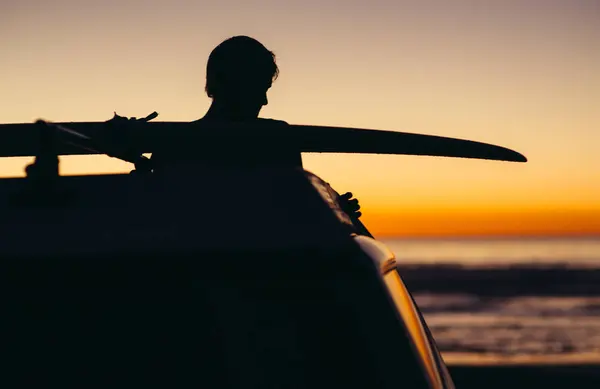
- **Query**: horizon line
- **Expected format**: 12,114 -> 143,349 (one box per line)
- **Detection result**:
375,233 -> 600,241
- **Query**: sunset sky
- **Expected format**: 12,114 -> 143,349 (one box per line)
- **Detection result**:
1,0 -> 599,237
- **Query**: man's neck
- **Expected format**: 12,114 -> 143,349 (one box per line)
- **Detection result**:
202,100 -> 258,121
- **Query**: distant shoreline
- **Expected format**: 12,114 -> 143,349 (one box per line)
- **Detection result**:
443,352 -> 600,366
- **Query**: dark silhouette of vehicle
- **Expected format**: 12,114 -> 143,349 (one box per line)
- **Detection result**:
0,118 -> 525,388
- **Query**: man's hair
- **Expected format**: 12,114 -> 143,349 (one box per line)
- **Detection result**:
205,36 -> 279,98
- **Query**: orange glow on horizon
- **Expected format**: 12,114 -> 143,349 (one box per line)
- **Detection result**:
362,209 -> 600,238
0,155 -> 597,238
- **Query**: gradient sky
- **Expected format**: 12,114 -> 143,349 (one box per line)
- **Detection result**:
2,0 -> 599,237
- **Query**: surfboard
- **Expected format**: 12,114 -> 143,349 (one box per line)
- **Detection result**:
0,119 -> 527,163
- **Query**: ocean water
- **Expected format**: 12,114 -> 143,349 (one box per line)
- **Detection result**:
379,237 -> 600,365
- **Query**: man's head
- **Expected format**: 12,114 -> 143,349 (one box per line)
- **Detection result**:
205,36 -> 279,118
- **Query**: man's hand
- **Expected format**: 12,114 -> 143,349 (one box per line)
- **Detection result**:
107,111 -> 159,123
338,192 -> 362,219
102,111 -> 159,153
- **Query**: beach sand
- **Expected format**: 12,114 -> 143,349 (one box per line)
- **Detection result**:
448,364 -> 600,388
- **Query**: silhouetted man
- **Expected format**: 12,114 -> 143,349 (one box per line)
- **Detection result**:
152,36 -> 360,217
149,36 -> 301,168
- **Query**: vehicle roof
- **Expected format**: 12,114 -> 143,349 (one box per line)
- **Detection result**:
0,168 -> 358,258
0,166 -> 446,388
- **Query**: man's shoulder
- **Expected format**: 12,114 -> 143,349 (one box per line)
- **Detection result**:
190,117 -> 289,127
257,118 -> 289,125
246,118 -> 290,128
